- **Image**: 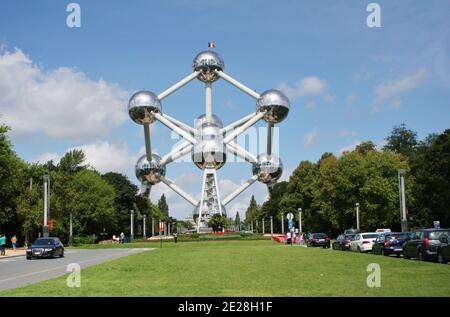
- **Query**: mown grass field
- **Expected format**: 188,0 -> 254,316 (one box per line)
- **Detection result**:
2,240 -> 450,296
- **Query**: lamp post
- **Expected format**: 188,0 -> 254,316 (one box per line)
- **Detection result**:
143,215 -> 147,238
69,212 -> 73,246
43,175 -> 50,237
270,216 -> 273,236
281,213 -> 285,234
398,169 -> 408,232
298,208 -> 302,234
355,203 -> 360,231
130,210 -> 134,241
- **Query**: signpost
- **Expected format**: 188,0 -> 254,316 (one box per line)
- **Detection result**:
287,213 -> 294,246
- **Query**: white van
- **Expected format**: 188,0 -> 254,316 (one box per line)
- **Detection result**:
375,228 -> 391,233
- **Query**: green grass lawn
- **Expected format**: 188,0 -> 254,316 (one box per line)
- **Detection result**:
2,240 -> 450,296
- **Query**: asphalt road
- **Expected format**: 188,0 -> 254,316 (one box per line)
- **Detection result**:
0,248 -> 152,292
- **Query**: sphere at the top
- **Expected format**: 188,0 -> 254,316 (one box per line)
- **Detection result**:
192,50 -> 224,82
252,153 -> 283,184
256,89 -> 290,123
135,154 -> 166,185
128,90 -> 161,124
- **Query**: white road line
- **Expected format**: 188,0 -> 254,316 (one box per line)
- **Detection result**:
0,249 -> 153,285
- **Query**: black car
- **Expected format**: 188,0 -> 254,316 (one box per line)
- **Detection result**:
437,236 -> 450,264
332,234 -> 355,251
306,233 -> 331,248
26,237 -> 65,259
403,228 -> 450,261
372,232 -> 411,257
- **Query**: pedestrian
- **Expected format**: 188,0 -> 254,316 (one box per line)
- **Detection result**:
120,232 -> 125,244
173,232 -> 178,243
286,231 -> 292,245
11,235 -> 17,251
0,234 -> 6,256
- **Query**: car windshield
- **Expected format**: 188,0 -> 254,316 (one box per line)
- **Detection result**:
362,234 -> 378,239
428,230 -> 450,240
386,233 -> 409,240
33,238 -> 55,245
313,233 -> 327,238
344,234 -> 355,240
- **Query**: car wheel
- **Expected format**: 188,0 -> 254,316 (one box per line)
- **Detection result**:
404,250 -> 410,259
26,256 -> 32,260
357,247 -> 361,253
381,249 -> 385,256
60,250 -> 64,258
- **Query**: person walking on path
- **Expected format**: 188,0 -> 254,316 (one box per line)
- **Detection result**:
173,232 -> 178,243
11,235 -> 17,251
120,232 -> 125,244
0,234 -> 6,256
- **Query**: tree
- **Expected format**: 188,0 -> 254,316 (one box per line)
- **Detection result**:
355,141 -> 376,155
244,195 -> 259,225
208,214 -> 226,232
58,149 -> 87,173
234,212 -> 241,229
157,194 -> 169,217
384,124 -> 418,158
0,125 -> 25,233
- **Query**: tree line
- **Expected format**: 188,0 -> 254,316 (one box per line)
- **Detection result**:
0,125 -> 174,245
243,125 -> 450,236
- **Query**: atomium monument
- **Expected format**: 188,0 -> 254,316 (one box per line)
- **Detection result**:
128,47 -> 289,232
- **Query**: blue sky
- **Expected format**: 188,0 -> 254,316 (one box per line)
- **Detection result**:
1,0 -> 449,219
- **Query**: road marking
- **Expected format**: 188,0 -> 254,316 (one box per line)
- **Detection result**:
0,249 -> 153,285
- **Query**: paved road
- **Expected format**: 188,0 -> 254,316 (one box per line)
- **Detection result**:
0,248 -> 152,292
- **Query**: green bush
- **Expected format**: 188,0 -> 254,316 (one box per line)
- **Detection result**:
73,235 -> 96,245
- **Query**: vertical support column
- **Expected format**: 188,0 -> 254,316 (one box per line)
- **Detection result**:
152,218 -> 155,237
143,215 -> 147,238
399,169 -> 408,232
130,210 -> 134,241
205,82 -> 212,123
43,175 -> 50,237
144,123 -> 152,161
281,214 -> 285,234
262,218 -> 265,235
267,123 -> 274,155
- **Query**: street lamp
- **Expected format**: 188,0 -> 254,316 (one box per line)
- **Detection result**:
398,169 -> 408,232
43,174 -> 50,237
355,202 -> 360,231
298,208 -> 302,233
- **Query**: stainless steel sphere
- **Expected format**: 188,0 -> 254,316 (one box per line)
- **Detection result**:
252,153 -> 283,184
256,89 -> 290,123
194,114 -> 223,129
192,50 -> 224,82
192,122 -> 226,170
128,90 -> 161,124
135,154 -> 166,185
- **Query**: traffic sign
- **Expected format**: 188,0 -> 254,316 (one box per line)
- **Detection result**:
288,219 -> 294,229
286,213 -> 294,220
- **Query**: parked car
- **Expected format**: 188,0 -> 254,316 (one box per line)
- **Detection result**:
332,234 -> 356,251
437,237 -> 450,264
372,232 -> 411,257
26,237 -> 65,260
375,228 -> 391,233
306,233 -> 331,248
344,229 -> 360,235
350,233 -> 379,253
403,228 -> 450,261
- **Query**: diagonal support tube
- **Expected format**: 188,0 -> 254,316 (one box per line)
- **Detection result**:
215,70 -> 260,100
154,113 -> 196,144
222,175 -> 258,205
160,176 -> 199,206
223,111 -> 265,144
226,141 -> 258,163
143,123 -> 152,161
157,71 -> 200,100
220,112 -> 257,135
162,113 -> 196,134
160,141 -> 193,166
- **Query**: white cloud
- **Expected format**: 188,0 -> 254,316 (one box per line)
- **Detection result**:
305,101 -> 316,109
277,76 -> 328,99
0,48 -> 128,140
372,68 -> 427,112
304,128 -> 319,148
31,152 -> 61,165
339,141 -> 361,155
338,129 -> 357,138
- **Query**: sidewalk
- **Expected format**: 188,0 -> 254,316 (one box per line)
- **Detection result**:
0,248 -> 26,259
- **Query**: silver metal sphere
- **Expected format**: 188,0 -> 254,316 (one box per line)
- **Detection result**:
256,89 -> 290,123
135,154 -> 166,185
192,50 -> 224,82
194,114 -> 223,129
128,90 -> 161,124
252,153 -> 283,184
192,123 -> 227,170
